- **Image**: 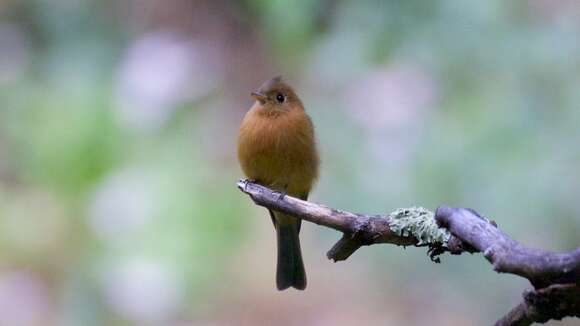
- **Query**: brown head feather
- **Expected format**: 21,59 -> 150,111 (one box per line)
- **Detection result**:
251,76 -> 303,111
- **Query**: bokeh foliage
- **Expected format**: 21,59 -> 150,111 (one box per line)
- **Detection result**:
0,0 -> 579,325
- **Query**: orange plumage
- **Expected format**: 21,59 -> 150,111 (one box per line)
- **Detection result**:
237,76 -> 319,290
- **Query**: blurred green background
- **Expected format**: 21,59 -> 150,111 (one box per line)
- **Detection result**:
0,0 -> 579,325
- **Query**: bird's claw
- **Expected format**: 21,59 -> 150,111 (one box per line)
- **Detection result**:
239,178 -> 256,191
272,191 -> 287,201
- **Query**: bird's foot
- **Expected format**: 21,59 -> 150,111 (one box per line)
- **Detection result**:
272,190 -> 287,201
239,178 -> 256,191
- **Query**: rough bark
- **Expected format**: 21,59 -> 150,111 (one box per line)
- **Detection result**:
494,284 -> 580,326
237,180 -> 580,325
435,205 -> 580,288
238,180 -> 469,261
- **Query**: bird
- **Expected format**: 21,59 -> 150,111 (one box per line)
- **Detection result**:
237,76 -> 319,290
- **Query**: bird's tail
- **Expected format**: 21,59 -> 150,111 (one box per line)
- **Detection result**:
275,214 -> 306,290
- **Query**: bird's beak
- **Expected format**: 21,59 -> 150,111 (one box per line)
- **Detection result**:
251,91 -> 267,104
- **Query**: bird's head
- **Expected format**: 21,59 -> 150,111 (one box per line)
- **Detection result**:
251,76 -> 303,112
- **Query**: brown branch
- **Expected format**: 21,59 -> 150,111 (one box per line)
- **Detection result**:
494,283 -> 580,326
435,205 -> 580,288
237,180 -> 580,325
434,206 -> 580,325
237,180 -> 469,262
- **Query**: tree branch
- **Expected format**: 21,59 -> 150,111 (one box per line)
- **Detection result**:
435,205 -> 580,288
237,180 -> 580,325
494,283 -> 580,326
237,180 -> 470,262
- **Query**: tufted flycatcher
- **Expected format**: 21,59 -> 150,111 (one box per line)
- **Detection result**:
237,76 -> 319,290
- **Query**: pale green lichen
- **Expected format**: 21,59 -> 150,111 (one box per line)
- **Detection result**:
388,207 -> 450,246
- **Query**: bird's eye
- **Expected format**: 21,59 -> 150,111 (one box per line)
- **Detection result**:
276,93 -> 285,103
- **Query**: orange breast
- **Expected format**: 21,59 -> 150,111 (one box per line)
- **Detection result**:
237,106 -> 319,196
